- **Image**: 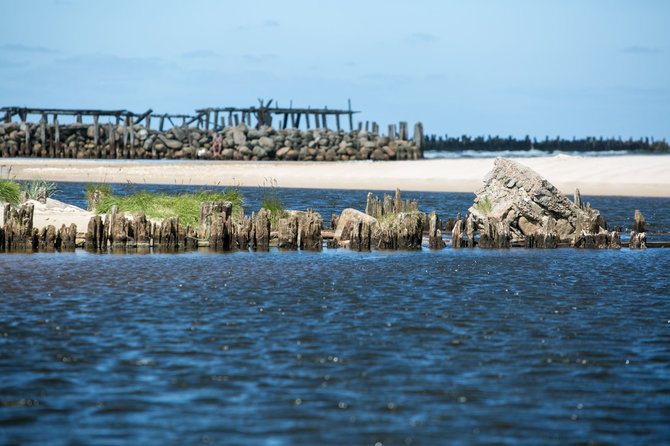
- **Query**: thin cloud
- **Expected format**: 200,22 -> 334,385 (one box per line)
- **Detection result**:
0,43 -> 60,54
264,20 -> 280,28
621,45 -> 660,55
242,53 -> 277,63
406,33 -> 438,44
181,50 -> 220,59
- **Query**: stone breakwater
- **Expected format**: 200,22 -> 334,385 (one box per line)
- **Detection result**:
0,121 -> 423,161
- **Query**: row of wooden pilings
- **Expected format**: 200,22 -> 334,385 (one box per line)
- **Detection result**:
83,203 -> 324,252
1,203 -> 76,252
0,199 -> 651,253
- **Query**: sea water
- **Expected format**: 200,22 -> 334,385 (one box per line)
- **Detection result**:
1,184 -> 669,445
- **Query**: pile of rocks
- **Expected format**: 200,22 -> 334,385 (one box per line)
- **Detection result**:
0,121 -> 422,161
467,157 -> 637,249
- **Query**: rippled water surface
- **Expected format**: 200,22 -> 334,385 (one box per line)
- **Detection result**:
1,185 -> 670,445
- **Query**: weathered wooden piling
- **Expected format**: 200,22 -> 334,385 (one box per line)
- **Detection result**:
85,215 -> 106,250
277,215 -> 299,250
298,209 -> 323,251
350,218 -> 372,252
477,218 -> 511,249
251,209 -> 271,251
630,209 -> 647,249
234,216 -> 252,251
2,203 -> 34,251
428,211 -> 446,249
451,218 -> 464,249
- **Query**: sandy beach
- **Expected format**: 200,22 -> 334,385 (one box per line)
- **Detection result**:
2,154 -> 669,197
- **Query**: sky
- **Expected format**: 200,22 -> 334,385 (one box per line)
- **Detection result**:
1,0 -> 669,140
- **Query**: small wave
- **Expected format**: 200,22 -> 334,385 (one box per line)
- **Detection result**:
423,149 -> 654,159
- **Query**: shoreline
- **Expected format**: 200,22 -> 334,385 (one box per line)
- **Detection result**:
2,154 -> 670,197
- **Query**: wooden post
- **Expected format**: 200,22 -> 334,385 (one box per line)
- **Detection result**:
54,117 -> 60,153
234,113 -> 239,126
398,121 -> 407,140
335,114 -> 340,130
372,122 -> 378,135
283,112 -> 289,129
365,121 -> 369,131
213,110 -> 219,131
348,99 -> 354,131
220,116 -> 225,129
228,111 -> 233,127
76,113 -> 82,124
115,114 -> 121,125
159,115 -> 165,132
4,109 -> 11,124
123,114 -> 130,146
246,112 -> 251,126
241,112 -> 246,126
25,120 -> 31,155
388,124 -> 394,138
205,110 -> 210,131
128,115 -> 134,147
108,122 -> 114,156
93,114 -> 100,146
295,113 -> 301,129
40,113 -> 47,144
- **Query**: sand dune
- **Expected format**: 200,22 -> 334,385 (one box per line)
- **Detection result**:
3,154 -> 669,197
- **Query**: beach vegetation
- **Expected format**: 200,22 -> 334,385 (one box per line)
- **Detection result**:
0,166 -> 21,205
21,179 -> 60,201
475,195 -> 492,214
0,178 -> 21,205
261,178 -> 287,230
85,183 -> 113,210
92,187 -> 244,227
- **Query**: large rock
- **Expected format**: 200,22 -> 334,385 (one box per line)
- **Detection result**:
469,157 -> 605,242
333,208 -> 378,242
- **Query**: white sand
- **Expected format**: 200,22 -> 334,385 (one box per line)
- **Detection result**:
1,198 -> 95,233
3,155 -> 670,197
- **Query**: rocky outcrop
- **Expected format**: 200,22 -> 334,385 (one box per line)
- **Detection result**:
469,157 -> 607,243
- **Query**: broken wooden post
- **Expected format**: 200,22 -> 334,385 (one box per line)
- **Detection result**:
428,211 -> 446,249
278,215 -> 299,250
630,209 -> 647,249
451,219 -> 463,248
251,209 -> 271,251
93,114 -> 99,146
348,99 -> 353,131
350,218 -> 371,252
299,209 -> 323,251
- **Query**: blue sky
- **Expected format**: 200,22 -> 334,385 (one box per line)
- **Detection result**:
1,0 -> 668,139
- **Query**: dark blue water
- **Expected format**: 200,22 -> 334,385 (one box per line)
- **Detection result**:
1,184 -> 669,445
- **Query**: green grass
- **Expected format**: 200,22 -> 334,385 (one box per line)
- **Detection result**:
261,178 -> 287,230
475,195 -> 492,214
93,188 -> 244,227
21,179 -> 60,201
0,179 -> 21,205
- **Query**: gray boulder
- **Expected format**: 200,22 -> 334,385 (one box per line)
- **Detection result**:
469,157 -> 605,242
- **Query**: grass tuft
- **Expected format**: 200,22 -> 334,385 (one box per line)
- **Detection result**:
0,179 -> 21,205
475,195 -> 492,214
21,179 -> 60,201
261,178 -> 287,230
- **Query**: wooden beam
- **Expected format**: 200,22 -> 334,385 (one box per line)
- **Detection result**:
133,109 -> 153,125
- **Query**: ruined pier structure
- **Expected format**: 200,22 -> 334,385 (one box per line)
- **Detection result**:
0,103 -> 424,161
